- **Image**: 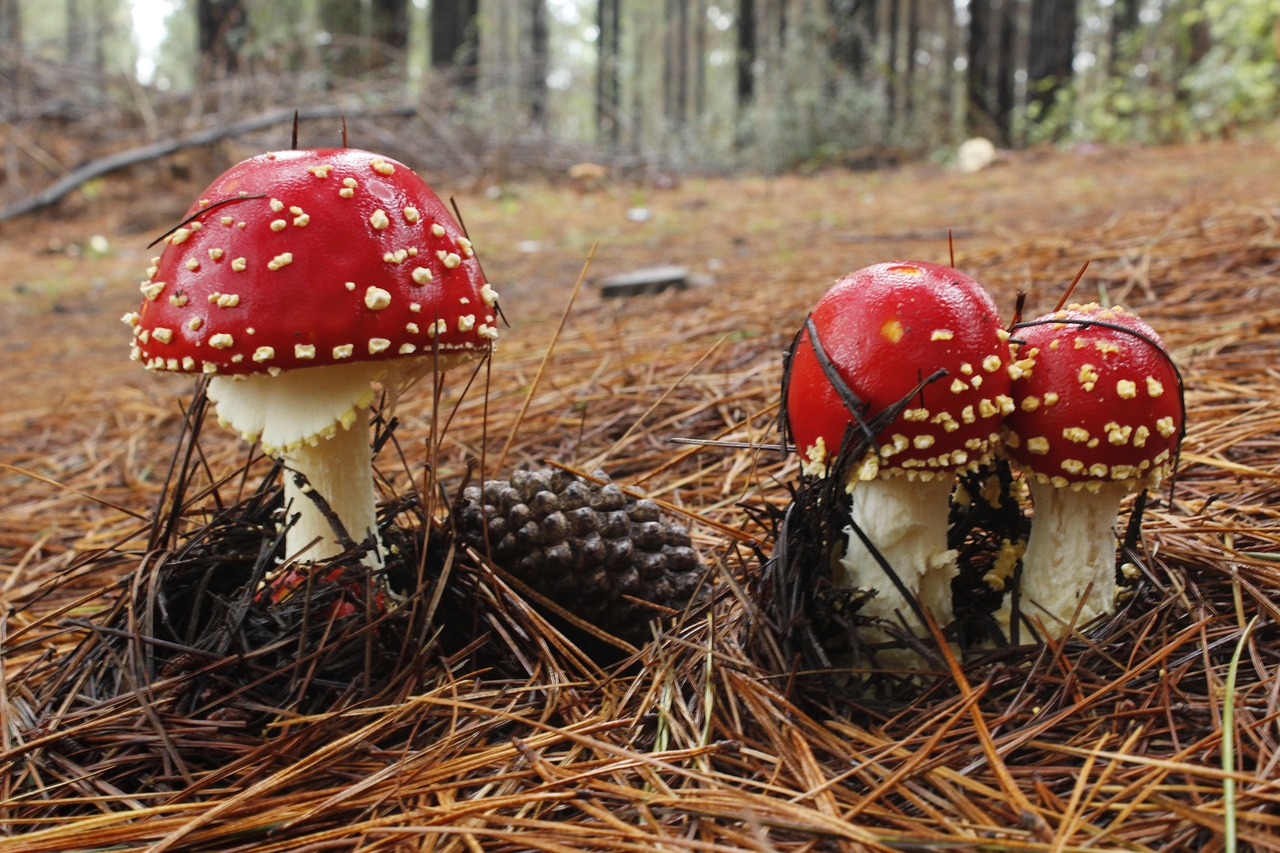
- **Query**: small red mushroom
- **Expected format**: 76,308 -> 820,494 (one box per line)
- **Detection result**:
785,261 -> 1015,631
124,148 -> 497,581
1003,302 -> 1183,637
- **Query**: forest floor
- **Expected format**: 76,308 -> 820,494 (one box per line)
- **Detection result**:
3,140 -> 1274,517
1,139 -> 1279,850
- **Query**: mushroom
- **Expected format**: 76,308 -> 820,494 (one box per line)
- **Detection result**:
1002,302 -> 1183,638
124,147 -> 498,583
784,261 -> 1015,632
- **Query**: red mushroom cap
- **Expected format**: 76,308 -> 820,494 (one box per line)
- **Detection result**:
124,148 -> 496,376
785,261 -> 1015,481
1003,303 -> 1183,490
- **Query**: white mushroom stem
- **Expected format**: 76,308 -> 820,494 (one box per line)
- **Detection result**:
207,364 -> 388,571
281,408 -> 384,568
205,355 -> 472,582
1016,478 -> 1128,638
838,476 -> 958,630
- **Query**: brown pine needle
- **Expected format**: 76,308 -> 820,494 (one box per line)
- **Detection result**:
494,243 -> 596,475
1053,259 -> 1092,311
0,463 -> 146,519
586,333 -> 729,471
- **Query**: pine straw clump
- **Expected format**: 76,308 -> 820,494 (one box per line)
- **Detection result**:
3,177 -> 1280,849
1,398 -> 584,803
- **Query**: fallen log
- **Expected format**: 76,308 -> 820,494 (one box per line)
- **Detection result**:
0,105 -> 415,223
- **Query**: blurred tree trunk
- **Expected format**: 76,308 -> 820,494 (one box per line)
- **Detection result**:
827,0 -> 876,80
197,0 -> 249,81
995,0 -> 1016,139
66,0 -> 112,100
903,0 -> 919,121
1,0 -> 21,114
370,0 -> 409,76
318,0 -> 365,79
431,0 -> 479,88
663,0 -> 689,130
526,0 -> 549,126
966,0 -> 993,135
596,0 -> 621,143
66,0 -> 87,65
885,0 -> 900,133
1107,0 -> 1138,74
0,0 -> 18,53
628,1 -> 648,152
736,0 -> 755,109
318,0 -> 408,79
1027,0 -> 1077,123
1180,6 -> 1211,67
966,0 -> 1015,144
938,0 -> 958,138
692,0 -> 707,120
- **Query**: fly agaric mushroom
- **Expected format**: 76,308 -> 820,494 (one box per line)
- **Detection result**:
1002,302 -> 1182,638
785,261 -> 1015,631
124,148 -> 498,577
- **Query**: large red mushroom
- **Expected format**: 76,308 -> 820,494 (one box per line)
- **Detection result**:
124,148 -> 497,580
1003,302 -> 1183,638
785,261 -> 1015,632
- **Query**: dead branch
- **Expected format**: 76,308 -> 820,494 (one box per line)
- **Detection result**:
0,105 -> 414,223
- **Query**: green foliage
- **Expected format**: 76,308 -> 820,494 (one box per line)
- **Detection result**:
1180,0 -> 1280,136
1027,72 -> 1192,145
1030,0 -> 1279,145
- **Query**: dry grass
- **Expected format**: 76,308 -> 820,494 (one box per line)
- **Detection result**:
2,139 -> 1279,850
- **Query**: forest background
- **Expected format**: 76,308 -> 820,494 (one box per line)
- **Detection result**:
1,0 -> 1278,194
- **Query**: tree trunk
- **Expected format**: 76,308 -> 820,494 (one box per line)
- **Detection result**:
825,0 -> 879,130
67,0 -> 111,96
693,0 -> 707,121
66,0 -> 87,65
318,0 -> 366,79
995,0 -> 1017,142
966,0 -> 992,135
0,0 -> 22,121
431,0 -> 480,88
737,0 -> 756,108
1027,0 -> 1078,123
885,0 -> 901,135
370,0 -> 409,75
596,0 -> 622,143
1107,0 -> 1138,74
903,0 -> 919,121
966,0 -> 1016,144
91,0 -> 109,71
0,0 -> 19,50
938,0 -> 958,142
527,0 -> 549,126
663,0 -> 689,130
197,0 -> 249,81
827,0 -> 863,78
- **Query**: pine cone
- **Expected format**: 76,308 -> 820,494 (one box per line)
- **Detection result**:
457,468 -> 703,642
